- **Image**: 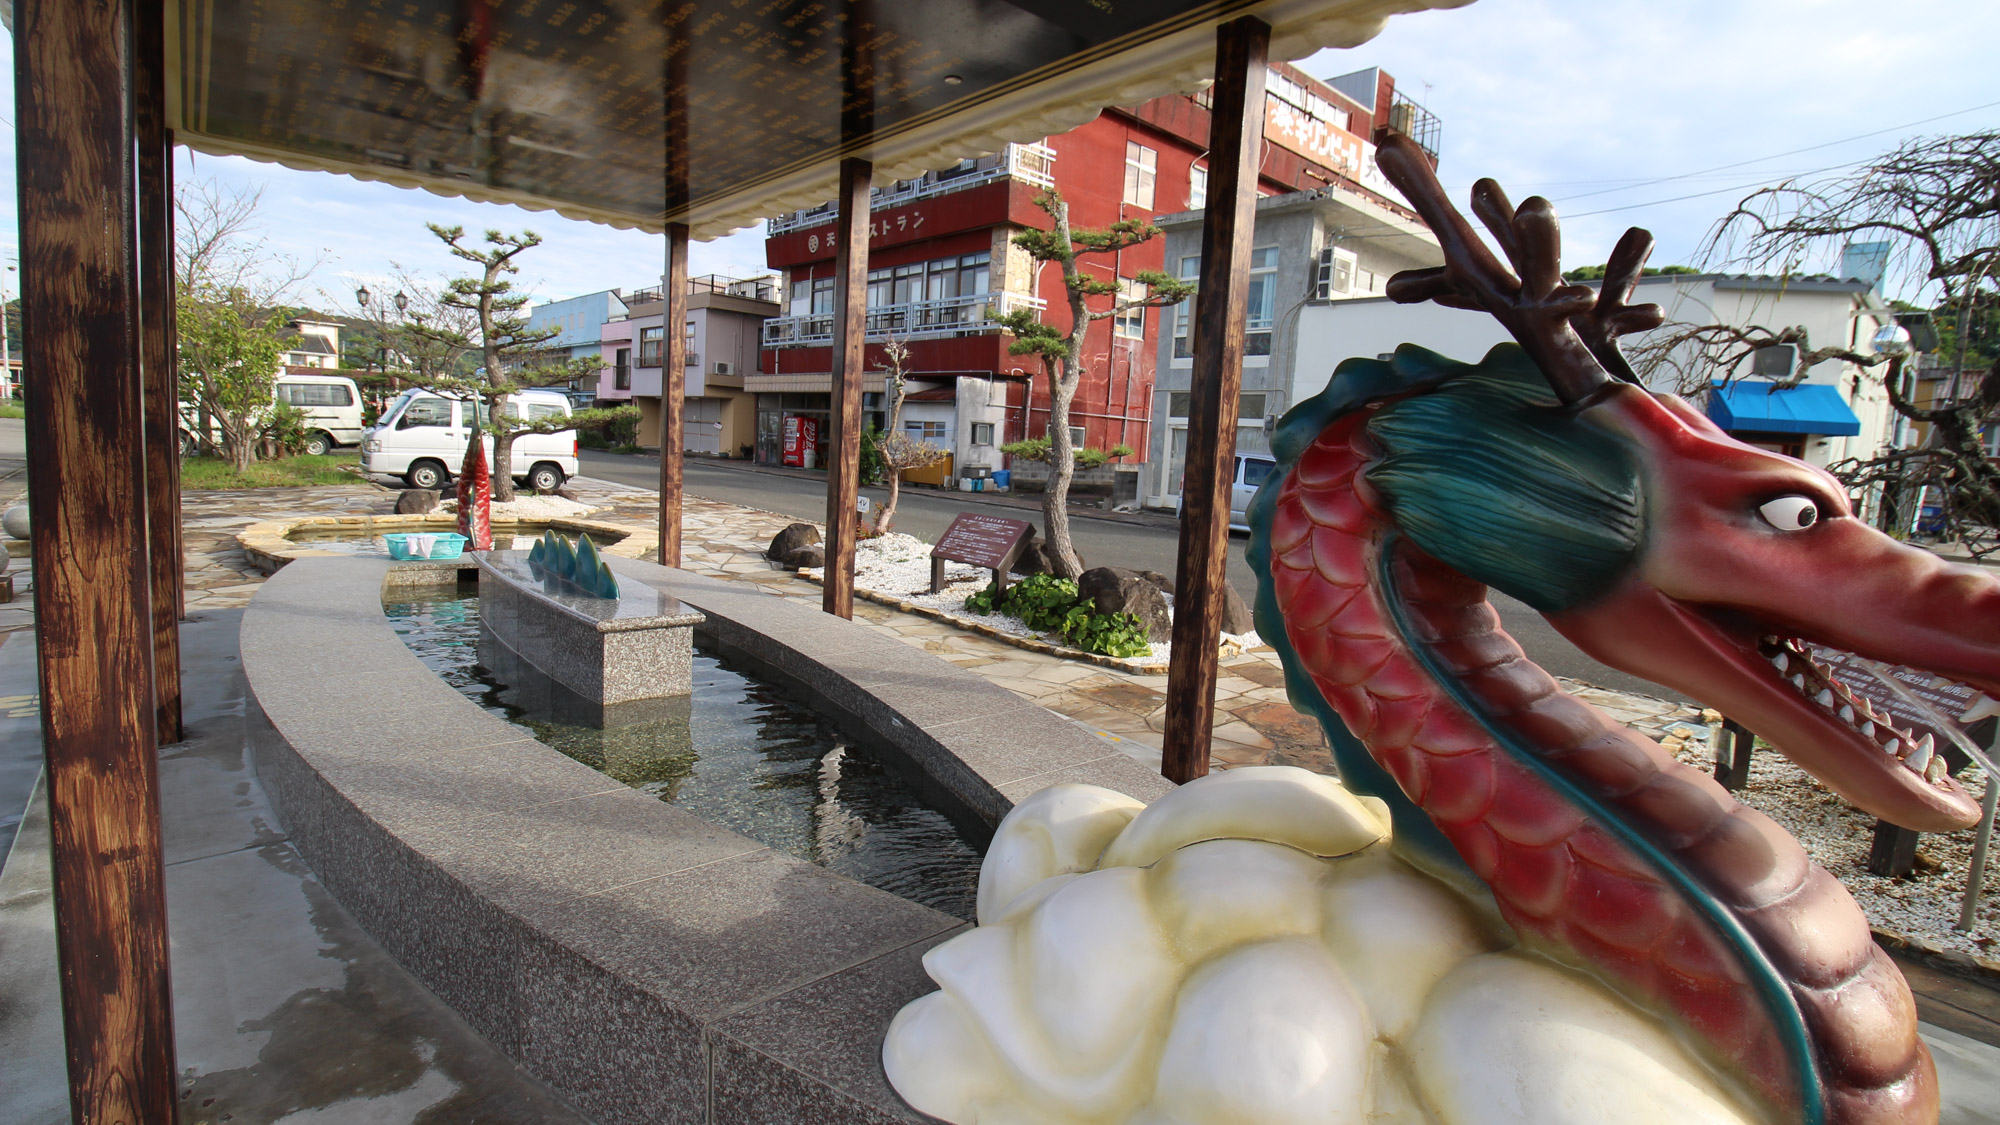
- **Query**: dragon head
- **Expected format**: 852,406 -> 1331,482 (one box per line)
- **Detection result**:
1355,133 -> 1997,835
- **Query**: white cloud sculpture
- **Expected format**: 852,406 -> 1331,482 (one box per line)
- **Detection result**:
884,766 -> 1757,1125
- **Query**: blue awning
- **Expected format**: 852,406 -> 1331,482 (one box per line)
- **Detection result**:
1706,380 -> 1861,437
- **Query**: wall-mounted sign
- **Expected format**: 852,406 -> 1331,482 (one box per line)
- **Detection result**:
1264,95 -> 1364,180
1807,645 -> 1982,759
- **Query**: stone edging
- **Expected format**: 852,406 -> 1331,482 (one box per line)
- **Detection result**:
241,554 -> 1168,1125
237,513 -> 648,573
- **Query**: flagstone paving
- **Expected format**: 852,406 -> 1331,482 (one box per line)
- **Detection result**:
6,474 -> 1710,776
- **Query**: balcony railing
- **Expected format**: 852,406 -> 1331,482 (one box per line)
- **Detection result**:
766,143 -> 1057,236
762,290 -> 1047,347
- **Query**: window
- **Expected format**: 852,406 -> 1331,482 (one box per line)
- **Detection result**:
277,382 -> 354,407
527,403 -> 567,422
614,347 -> 631,390
1069,425 -> 1087,448
1172,254 -> 1201,359
1114,278 -> 1146,339
811,277 -> 834,316
971,422 -> 995,445
1123,141 -> 1157,209
1188,163 -> 1208,210
1241,457 -> 1276,489
637,325 -> 664,366
905,419 -> 948,443
399,397 -> 452,428
1247,247 -> 1279,357
1315,246 -> 1357,299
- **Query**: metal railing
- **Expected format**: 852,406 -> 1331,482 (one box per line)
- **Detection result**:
766,143 -> 1057,236
762,290 -> 1046,347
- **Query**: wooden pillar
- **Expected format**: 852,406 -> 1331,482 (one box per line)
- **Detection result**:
137,0 -> 182,745
657,223 -> 689,567
1161,17 -> 1269,784
822,157 -> 871,619
16,0 -> 180,1119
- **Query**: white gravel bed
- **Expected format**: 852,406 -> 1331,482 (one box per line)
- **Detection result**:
1669,737 -> 1996,958
441,494 -> 600,520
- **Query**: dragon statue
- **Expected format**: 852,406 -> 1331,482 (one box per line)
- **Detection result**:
882,135 -> 1997,1125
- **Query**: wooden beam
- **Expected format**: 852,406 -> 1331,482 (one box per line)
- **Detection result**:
1161,16 -> 1269,784
822,157 -> 871,619
16,0 -> 180,1119
136,0 -> 182,746
657,223 -> 689,567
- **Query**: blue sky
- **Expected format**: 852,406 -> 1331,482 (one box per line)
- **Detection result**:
0,0 -> 1994,311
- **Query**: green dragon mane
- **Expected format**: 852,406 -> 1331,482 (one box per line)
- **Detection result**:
1364,345 -> 1645,613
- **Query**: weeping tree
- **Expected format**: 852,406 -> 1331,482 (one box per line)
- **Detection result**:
870,336 -> 951,535
1699,130 -> 2000,549
399,224 -> 635,501
995,191 -> 1193,578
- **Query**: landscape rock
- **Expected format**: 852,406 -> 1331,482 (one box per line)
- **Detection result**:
1,503 -> 27,540
783,545 -> 826,569
767,521 -> 822,562
1077,566 -> 1172,643
1012,527 -> 1083,577
395,489 -> 441,515
1220,583 -> 1256,635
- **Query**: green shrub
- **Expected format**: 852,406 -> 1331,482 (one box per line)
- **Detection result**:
999,436 -> 1135,469
859,426 -> 886,486
1003,573 -> 1079,631
1059,607 -> 1152,658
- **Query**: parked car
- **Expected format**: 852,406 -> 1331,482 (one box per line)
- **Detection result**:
1175,453 -> 1278,532
179,372 -> 365,457
361,388 -> 578,492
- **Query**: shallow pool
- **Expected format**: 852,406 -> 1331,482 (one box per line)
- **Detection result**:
384,586 -> 983,919
290,529 -> 571,557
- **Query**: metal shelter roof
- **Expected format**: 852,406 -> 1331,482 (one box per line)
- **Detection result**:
156,0 -> 1467,239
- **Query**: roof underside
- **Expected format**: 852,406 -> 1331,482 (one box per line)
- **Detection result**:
165,0 -> 1470,240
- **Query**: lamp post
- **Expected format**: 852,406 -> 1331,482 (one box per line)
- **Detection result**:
1,263 -> 16,399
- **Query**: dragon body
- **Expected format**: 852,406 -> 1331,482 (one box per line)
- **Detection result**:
882,137 -> 1998,1125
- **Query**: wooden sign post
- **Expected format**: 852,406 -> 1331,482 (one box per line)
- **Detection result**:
929,512 -> 1033,595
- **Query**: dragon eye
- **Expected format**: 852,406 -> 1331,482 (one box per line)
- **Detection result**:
1758,496 -> 1819,531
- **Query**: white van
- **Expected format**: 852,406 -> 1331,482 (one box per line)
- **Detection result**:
1175,453 -> 1278,532
361,388 -> 578,492
274,373 -> 366,455
178,372 -> 365,457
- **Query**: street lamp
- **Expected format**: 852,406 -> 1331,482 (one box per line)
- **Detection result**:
355,285 -> 372,308
394,291 -> 409,313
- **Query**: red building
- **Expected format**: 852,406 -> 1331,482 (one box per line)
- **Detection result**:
756,64 -> 1438,481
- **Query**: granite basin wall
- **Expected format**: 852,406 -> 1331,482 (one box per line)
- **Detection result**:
241,555 -> 1169,1125
477,553 -> 704,703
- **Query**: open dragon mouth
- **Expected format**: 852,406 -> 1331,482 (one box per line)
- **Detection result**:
1756,635 -> 1955,788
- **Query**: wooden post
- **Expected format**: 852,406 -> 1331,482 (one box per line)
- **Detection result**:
657,223 -> 689,567
1161,17 -> 1269,784
137,0 -> 182,745
822,157 -> 871,619
17,0 -> 180,1119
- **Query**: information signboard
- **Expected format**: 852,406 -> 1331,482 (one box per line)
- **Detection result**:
929,512 -> 1034,594
1807,645 -> 1980,755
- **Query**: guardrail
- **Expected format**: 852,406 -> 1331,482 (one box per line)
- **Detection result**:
767,143 -> 1057,236
762,291 -> 1047,347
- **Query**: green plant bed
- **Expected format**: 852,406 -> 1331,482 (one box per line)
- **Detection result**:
181,453 -> 362,490
963,573 -> 1150,657
0,400 -> 24,420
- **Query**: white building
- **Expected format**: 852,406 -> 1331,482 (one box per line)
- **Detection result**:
1291,273 -> 1898,472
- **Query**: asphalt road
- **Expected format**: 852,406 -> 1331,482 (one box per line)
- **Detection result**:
580,449 -> 1691,703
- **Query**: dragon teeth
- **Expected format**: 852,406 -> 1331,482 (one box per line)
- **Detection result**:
1905,741 -> 1933,773
1861,721 -> 1876,738
1839,705 -> 1855,722
1791,673 -> 1807,690
1772,653 -> 1790,673
1884,738 -> 1902,757
1815,688 -> 1835,708
1927,756 -> 1948,784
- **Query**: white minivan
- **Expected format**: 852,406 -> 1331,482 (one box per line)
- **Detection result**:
275,373 -> 367,455
179,372 -> 366,457
361,388 -> 578,492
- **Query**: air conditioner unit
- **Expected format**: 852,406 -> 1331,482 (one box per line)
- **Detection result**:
1751,344 -> 1799,379
712,361 -> 736,376
1315,247 -> 1358,300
